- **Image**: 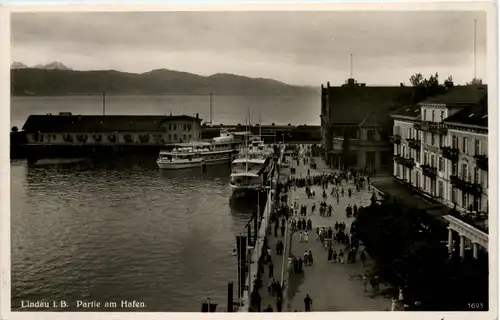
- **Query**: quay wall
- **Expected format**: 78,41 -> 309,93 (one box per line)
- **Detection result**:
10,126 -> 320,160
238,147 -> 285,312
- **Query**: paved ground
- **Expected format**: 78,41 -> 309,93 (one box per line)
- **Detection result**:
282,150 -> 392,312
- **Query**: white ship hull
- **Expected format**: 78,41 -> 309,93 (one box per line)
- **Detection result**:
157,159 -> 203,170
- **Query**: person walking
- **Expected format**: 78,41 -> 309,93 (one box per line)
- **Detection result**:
276,296 -> 283,312
304,294 -> 313,312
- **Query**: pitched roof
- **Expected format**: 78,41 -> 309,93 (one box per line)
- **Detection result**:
420,85 -> 487,105
326,85 -> 413,124
389,104 -> 421,120
22,114 -> 202,132
443,103 -> 488,128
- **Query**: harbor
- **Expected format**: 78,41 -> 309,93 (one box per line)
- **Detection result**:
9,9 -> 490,315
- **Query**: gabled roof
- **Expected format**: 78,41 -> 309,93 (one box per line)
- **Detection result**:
443,103 -> 488,128
22,114 -> 202,132
325,85 -> 413,124
419,85 -> 487,105
389,104 -> 421,120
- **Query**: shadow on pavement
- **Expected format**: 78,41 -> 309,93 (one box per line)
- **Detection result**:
286,270 -> 305,304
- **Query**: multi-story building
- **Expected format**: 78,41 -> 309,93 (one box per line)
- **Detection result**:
22,113 -> 203,146
320,78 -> 413,172
390,85 -> 488,258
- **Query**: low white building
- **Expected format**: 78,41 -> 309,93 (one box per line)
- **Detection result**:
22,113 -> 203,146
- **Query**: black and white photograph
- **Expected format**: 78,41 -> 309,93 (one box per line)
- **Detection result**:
3,2 -> 497,317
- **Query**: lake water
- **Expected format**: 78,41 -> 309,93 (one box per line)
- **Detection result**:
10,94 -> 320,129
11,160 -> 265,311
10,94 -> 313,311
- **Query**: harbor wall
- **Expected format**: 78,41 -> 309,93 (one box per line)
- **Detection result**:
238,146 -> 284,312
10,126 -> 320,160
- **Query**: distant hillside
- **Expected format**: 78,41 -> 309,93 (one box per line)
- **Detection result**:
11,61 -> 72,70
11,68 -> 319,96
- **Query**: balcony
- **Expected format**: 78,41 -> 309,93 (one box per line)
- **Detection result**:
413,121 -> 448,135
441,146 -> 459,161
420,164 -> 437,178
406,138 -> 421,150
474,154 -> 488,171
394,154 -> 415,169
390,135 -> 401,145
450,175 -> 482,196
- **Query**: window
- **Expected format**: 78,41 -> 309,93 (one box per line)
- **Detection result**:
439,181 -> 444,198
439,157 -> 444,171
431,134 -> 435,146
440,111 -> 444,121
462,163 -> 468,180
462,137 -> 468,154
173,124 -> 177,130
452,136 -> 458,148
452,162 -> 458,175
173,134 -> 177,140
474,139 -> 481,155
439,135 -> 444,147
462,192 -> 468,208
431,155 -> 435,167
451,188 -> 457,204
367,130 -> 376,141
431,110 -> 435,122
402,146 -> 407,158
168,134 -> 172,141
349,128 -> 358,139
188,124 -> 192,131
423,109 -> 427,121
334,128 -> 343,137
423,151 -> 428,165
188,134 -> 192,139
184,124 -> 187,131
168,124 -> 172,130
475,167 -> 481,184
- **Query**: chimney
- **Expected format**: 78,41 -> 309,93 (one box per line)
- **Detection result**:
196,113 -> 199,119
321,84 -> 324,89
327,81 -> 330,88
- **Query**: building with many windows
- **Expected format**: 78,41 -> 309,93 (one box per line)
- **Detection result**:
22,113 -> 203,146
320,78 -> 413,172
390,85 -> 488,258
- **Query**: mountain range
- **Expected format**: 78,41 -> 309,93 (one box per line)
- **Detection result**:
11,61 -> 318,96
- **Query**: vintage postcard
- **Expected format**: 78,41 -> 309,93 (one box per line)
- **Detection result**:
0,1 -> 497,320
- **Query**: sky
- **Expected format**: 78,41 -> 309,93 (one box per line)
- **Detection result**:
11,10 -> 487,86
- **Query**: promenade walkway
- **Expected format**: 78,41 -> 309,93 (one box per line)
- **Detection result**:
283,151 -> 392,312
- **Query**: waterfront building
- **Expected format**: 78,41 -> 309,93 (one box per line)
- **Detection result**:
21,113 -> 203,146
320,78 -> 413,172
390,85 -> 488,258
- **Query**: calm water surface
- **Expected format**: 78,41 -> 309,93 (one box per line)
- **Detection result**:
11,160 -> 260,311
11,94 -> 320,129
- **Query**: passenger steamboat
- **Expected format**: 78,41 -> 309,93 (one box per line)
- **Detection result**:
157,130 -> 244,170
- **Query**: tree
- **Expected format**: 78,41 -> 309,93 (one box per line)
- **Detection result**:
353,199 -> 488,311
467,78 -> 483,85
408,72 -> 447,103
444,76 -> 454,88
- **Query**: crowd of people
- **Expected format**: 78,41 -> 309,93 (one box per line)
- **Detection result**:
248,144 -> 390,313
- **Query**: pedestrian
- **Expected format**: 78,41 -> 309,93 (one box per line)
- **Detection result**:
281,224 -> 285,237
360,250 -> 366,267
332,250 -> 337,263
304,294 -> 313,312
339,249 -> 344,264
269,261 -> 274,278
304,231 -> 309,242
362,274 -> 368,292
276,296 -> 283,312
